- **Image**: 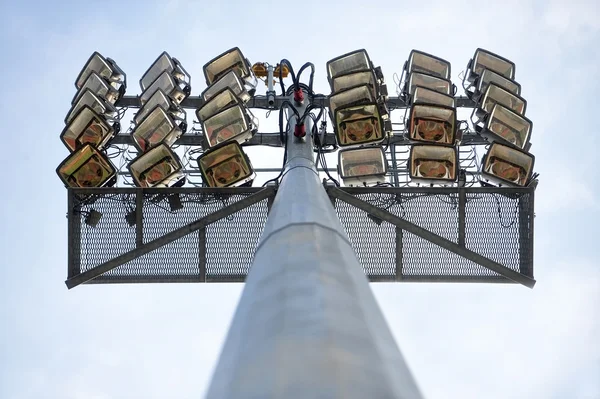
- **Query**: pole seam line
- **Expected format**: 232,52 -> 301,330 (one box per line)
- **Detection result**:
255,222 -> 353,253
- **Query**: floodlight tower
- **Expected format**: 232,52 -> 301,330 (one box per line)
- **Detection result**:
205,82 -> 422,398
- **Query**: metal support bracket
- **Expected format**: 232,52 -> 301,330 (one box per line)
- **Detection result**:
327,187 -> 536,288
65,187 -> 275,289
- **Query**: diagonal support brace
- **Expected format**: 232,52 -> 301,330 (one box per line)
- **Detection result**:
328,187 -> 536,289
65,187 -> 275,289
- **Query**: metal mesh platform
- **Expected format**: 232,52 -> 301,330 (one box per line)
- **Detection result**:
66,186 -> 534,286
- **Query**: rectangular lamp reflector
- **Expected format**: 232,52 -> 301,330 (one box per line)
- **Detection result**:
479,83 -> 527,116
477,69 -> 521,98
134,89 -> 186,126
140,52 -> 189,91
202,104 -> 253,147
482,142 -> 534,187
334,103 -> 384,147
202,70 -> 250,103
72,71 -> 120,105
197,88 -> 242,122
197,141 -> 255,187
75,52 -> 126,91
469,48 -> 515,82
329,85 -> 376,117
132,106 -> 183,153
128,144 -> 185,188
406,50 -> 451,80
338,147 -> 387,187
56,144 -> 116,188
409,104 -> 457,145
140,70 -> 189,105
327,50 -> 371,81
65,89 -> 117,124
405,72 -> 451,97
482,104 -> 532,150
60,105 -> 116,152
409,145 -> 458,184
412,86 -> 455,107
331,70 -> 378,96
203,47 -> 251,85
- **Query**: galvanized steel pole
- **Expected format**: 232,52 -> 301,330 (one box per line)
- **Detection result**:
205,91 -> 423,399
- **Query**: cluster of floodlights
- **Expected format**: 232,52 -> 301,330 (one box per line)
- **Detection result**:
326,50 -> 392,187
57,47 -> 535,190
56,48 -> 262,189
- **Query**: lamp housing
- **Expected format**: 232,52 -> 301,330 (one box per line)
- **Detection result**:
60,105 -> 119,152
477,104 -> 532,150
203,47 -> 251,85
134,88 -> 186,126
403,72 -> 452,98
75,52 -> 126,92
412,86 -> 455,107
131,106 -> 186,153
331,69 -> 384,99
481,142 -> 534,187
408,104 -> 457,145
196,88 -> 254,147
140,52 -> 190,92
475,83 -> 527,122
65,88 -> 117,124
466,48 -> 515,83
327,49 -> 372,83
338,147 -> 387,187
128,144 -> 185,188
140,70 -> 191,105
409,145 -> 458,185
469,69 -> 521,100
405,50 -> 451,80
197,141 -> 255,188
201,70 -> 251,103
334,102 -> 385,147
72,71 -> 122,106
56,144 -> 117,188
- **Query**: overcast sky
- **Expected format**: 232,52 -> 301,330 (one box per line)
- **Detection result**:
0,0 -> 599,398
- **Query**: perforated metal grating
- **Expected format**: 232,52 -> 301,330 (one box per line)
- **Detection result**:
67,186 -> 534,285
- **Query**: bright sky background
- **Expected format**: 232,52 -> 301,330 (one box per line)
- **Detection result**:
1,0 -> 599,398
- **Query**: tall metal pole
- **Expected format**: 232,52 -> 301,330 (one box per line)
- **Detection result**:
206,91 -> 423,399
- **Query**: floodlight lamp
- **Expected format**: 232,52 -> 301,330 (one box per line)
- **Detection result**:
481,142 -> 534,187
406,50 -> 451,80
75,52 -> 126,92
471,69 -> 521,100
467,48 -> 515,83
338,147 -> 387,187
412,86 -> 455,107
128,144 -> 185,188
326,49 -> 372,82
203,47 -> 251,85
404,72 -> 452,98
196,88 -> 242,121
409,104 -> 457,145
60,105 -> 118,152
331,70 -> 381,98
202,70 -> 251,103
202,103 -> 254,148
476,83 -> 527,121
409,145 -> 458,184
56,144 -> 117,188
134,88 -> 186,126
131,106 -> 185,153
72,72 -> 121,106
334,103 -> 385,147
479,104 -> 532,150
197,141 -> 255,188
140,70 -> 191,105
140,52 -> 190,91
329,85 -> 375,118
65,89 -> 117,124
